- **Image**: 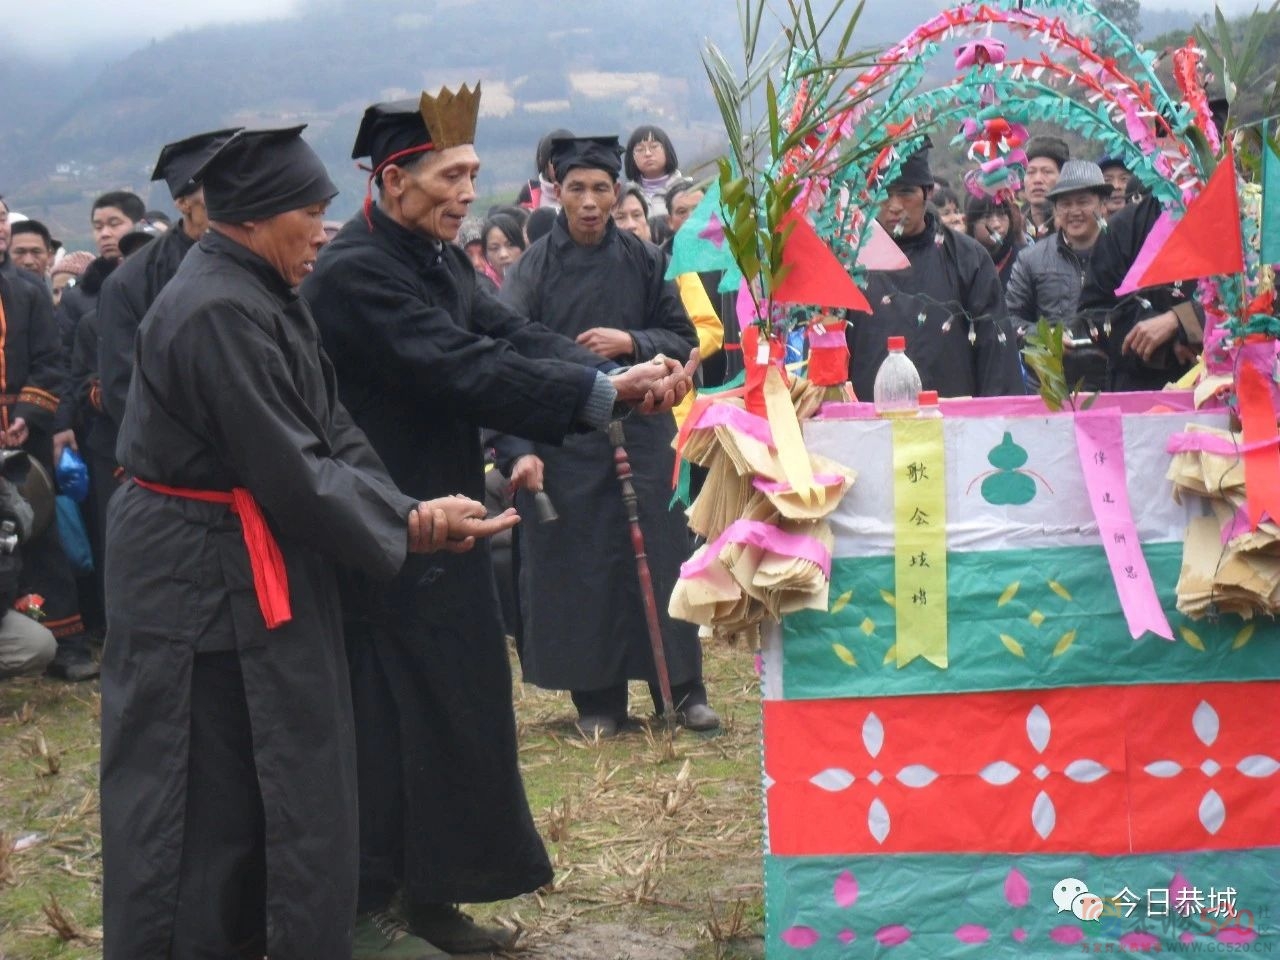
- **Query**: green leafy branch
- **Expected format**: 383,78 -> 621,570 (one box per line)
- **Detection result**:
702,0 -> 903,335
1022,319 -> 1098,413
1193,0 -> 1280,179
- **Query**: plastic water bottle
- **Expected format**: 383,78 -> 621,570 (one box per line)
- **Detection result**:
873,336 -> 922,418
918,390 -> 942,418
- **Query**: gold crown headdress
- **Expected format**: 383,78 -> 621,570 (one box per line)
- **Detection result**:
419,82 -> 481,150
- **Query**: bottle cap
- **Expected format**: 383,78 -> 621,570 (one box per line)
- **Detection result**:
887,335 -> 906,351
919,390 -> 939,405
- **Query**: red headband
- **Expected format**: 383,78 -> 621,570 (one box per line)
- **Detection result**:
360,143 -> 435,229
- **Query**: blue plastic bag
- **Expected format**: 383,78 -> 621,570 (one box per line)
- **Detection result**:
55,495 -> 93,574
56,447 -> 90,503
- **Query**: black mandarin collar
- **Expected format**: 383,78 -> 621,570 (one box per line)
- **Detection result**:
550,209 -> 619,251
368,203 -> 446,266
201,229 -> 297,301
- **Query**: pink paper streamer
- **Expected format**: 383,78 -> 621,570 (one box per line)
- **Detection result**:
1221,505 -> 1252,544
680,519 -> 832,579
819,390 -> 1204,420
684,400 -> 774,448
752,473 -> 847,493
1115,210 -> 1177,295
1166,432 -> 1280,457
1074,408 -> 1174,640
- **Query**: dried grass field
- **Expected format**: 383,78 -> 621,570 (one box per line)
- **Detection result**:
0,636 -> 764,960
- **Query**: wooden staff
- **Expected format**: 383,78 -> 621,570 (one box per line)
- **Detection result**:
606,419 -> 675,724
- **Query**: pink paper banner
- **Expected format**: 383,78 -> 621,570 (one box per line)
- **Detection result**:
1166,431 -> 1280,457
806,327 -> 847,349
680,519 -> 832,579
685,400 -> 774,448
818,390 -> 1205,421
752,473 -> 847,493
1073,408 -> 1174,640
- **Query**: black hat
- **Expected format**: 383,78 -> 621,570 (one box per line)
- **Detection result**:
150,128 -> 241,200
119,223 -> 162,258
196,126 -> 338,223
1097,155 -> 1129,173
352,98 -> 430,172
889,137 -> 934,188
1025,135 -> 1070,169
549,136 -> 624,182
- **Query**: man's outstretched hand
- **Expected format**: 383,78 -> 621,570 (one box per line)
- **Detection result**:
611,349 -> 700,415
408,495 -> 520,554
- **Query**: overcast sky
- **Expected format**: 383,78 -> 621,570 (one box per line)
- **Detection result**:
0,0 -> 1264,58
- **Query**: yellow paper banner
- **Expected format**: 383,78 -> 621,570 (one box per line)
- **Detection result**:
763,366 -> 823,507
892,417 -> 948,668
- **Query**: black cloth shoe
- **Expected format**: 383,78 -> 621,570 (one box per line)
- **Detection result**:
677,703 -> 721,731
45,638 -> 99,682
404,902 -> 514,955
575,714 -> 619,739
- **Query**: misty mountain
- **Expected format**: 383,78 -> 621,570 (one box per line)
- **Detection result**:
1,0 -> 1208,247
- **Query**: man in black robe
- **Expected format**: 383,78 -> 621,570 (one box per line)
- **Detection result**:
844,141 -> 1024,399
303,91 -> 697,957
99,128 -> 240,429
100,125 -> 518,960
79,129 -> 240,631
498,135 -> 715,738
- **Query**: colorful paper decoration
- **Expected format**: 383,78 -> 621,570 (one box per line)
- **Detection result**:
664,179 -> 743,292
761,396 -> 1279,957
1129,152 -> 1245,291
1262,133 -> 1280,266
772,212 -> 871,313
765,681 -> 1280,855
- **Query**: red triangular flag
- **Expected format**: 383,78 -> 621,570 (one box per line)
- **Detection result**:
1135,150 -> 1244,288
773,211 -> 871,312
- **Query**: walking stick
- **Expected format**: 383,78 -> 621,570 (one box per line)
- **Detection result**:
606,419 -> 676,726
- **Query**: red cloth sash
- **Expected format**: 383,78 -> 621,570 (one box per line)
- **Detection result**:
133,478 -> 292,630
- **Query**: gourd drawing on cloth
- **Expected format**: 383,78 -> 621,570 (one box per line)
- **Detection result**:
968,431 -> 1055,506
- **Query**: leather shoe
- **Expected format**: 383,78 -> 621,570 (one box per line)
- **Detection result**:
404,902 -> 514,954
575,714 -> 619,739
677,703 -> 721,731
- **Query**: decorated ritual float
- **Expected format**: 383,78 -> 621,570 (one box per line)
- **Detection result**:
667,1 -> 1280,954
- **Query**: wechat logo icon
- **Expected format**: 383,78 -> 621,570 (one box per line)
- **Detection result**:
1053,877 -> 1104,921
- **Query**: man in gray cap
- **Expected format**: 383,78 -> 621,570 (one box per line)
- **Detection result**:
844,139 -> 1024,398
1006,158 -> 1114,391
99,125 -> 519,960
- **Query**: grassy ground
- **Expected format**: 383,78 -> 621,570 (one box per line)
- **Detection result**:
0,635 -> 763,959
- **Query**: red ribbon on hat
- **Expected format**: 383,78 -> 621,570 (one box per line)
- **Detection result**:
360,143 -> 435,229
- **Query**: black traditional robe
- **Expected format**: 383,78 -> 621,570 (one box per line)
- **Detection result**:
1079,194 -> 1196,391
98,223 -> 197,428
101,230 -> 415,960
845,215 -> 1024,399
498,215 -> 701,693
303,205 -> 610,905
